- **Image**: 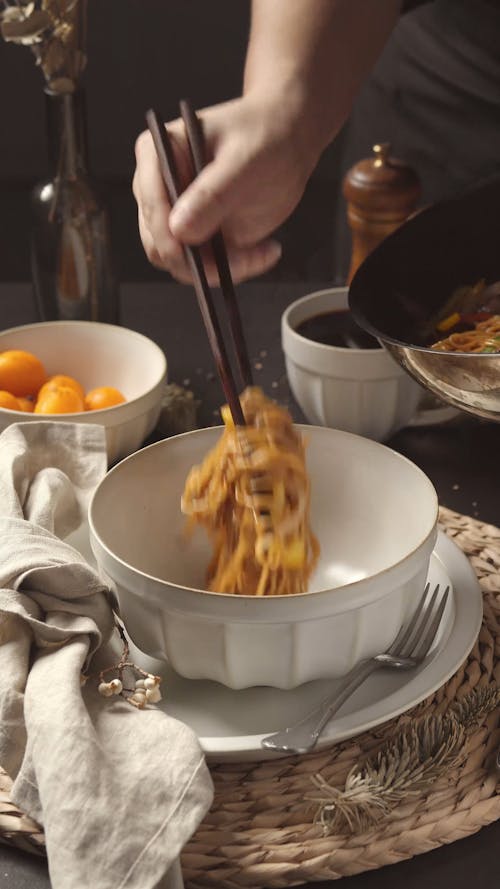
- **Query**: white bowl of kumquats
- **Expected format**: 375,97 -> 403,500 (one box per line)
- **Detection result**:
0,321 -> 166,464
89,410 -> 439,689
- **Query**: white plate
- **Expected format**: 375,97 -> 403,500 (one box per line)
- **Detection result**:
120,530 -> 482,762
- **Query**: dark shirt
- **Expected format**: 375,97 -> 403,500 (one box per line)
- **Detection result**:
333,0 -> 500,280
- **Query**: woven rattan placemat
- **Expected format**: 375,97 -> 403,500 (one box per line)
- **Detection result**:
1,505 -> 499,887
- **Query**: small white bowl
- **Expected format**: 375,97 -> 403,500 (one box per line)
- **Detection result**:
282,287 -> 423,441
0,321 -> 167,464
89,425 -> 439,689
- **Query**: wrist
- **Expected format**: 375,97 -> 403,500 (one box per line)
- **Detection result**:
242,75 -> 333,179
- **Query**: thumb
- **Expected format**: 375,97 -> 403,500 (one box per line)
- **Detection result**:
169,152 -> 240,244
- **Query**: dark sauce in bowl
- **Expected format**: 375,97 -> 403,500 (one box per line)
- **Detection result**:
295,309 -> 380,349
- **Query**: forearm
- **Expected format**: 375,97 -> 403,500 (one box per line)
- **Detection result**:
244,0 -> 401,168
135,2 -> 402,280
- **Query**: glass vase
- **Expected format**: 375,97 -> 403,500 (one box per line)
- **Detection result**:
31,88 -> 119,324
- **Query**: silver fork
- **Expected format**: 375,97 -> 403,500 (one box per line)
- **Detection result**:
261,582 -> 450,754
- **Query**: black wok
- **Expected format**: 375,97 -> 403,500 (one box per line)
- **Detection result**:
348,178 -> 500,420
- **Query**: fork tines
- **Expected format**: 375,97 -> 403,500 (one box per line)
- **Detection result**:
391,582 -> 450,661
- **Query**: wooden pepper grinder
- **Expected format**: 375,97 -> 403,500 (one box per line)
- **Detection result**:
343,143 -> 421,283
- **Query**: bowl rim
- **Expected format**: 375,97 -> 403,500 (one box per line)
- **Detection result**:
348,296 -> 500,358
282,286 -> 387,356
0,319 -> 167,417
88,423 -> 440,604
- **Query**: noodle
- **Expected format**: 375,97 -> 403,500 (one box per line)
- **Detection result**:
181,387 -> 320,596
432,314 -> 500,352
431,279 -> 500,352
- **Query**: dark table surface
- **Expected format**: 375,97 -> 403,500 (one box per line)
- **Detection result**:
0,280 -> 499,888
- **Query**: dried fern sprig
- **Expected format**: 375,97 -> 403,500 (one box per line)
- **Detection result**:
309,715 -> 465,834
450,685 -> 500,732
309,685 -> 499,835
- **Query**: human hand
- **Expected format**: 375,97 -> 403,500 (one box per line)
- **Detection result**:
133,94 -> 318,284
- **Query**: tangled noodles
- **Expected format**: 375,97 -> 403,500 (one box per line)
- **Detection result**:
431,279 -> 500,352
432,314 -> 500,352
181,387 -> 319,596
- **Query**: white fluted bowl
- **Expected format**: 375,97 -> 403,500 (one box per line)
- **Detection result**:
0,321 -> 167,464
88,425 -> 438,689
282,287 -> 424,441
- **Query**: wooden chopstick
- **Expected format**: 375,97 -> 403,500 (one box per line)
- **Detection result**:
179,99 -> 253,390
145,108 -> 245,426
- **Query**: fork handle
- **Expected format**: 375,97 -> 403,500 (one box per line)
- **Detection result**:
261,659 -> 377,754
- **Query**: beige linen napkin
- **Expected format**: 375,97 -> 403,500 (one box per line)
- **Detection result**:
0,422 -> 213,889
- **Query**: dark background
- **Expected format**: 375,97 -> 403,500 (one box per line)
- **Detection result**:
1,1 -> 495,289
0,0 -> 349,287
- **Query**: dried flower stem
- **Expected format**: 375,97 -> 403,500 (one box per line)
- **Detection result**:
1,0 -> 87,93
81,619 -> 163,710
